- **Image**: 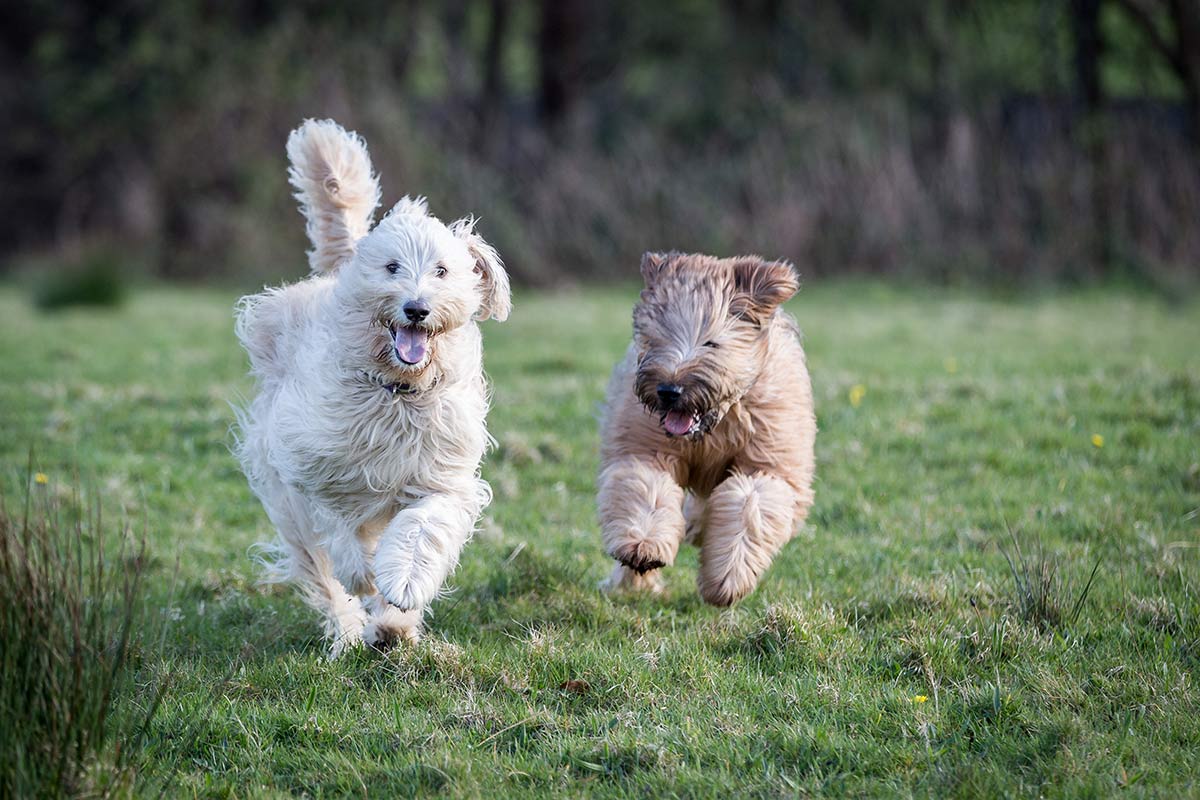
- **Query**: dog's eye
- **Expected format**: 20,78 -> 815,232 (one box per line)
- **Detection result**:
703,340 -> 720,349
434,264 -> 447,278
385,261 -> 400,275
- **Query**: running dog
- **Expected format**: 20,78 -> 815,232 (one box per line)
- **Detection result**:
235,119 -> 510,653
597,252 -> 815,605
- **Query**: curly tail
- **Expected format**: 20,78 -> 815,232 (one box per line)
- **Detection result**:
286,119 -> 381,274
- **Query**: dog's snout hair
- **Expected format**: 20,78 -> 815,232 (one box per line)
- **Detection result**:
635,361 -> 721,415
633,332 -> 749,424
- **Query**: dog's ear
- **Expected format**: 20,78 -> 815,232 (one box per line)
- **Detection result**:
729,257 -> 798,323
453,217 -> 511,322
640,252 -> 670,286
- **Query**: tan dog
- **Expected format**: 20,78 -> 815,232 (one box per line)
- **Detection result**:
598,252 -> 816,605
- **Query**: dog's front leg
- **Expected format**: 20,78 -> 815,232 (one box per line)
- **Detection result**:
598,458 -> 686,586
697,470 -> 799,606
373,486 -> 481,612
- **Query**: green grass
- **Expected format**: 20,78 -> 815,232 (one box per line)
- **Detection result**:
1,281 -> 1198,797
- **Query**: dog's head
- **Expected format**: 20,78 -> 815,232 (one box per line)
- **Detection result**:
631,252 -> 797,439
337,197 -> 511,376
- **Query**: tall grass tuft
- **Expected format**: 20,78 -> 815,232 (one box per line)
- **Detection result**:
997,518 -> 1101,633
0,474 -> 161,798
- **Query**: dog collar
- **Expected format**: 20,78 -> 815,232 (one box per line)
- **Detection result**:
359,370 -> 440,396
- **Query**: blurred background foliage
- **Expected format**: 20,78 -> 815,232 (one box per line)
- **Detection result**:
1,0 -> 1197,288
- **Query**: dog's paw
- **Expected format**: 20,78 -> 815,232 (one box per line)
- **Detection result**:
373,508 -> 465,612
326,631 -> 366,660
601,563 -> 665,594
322,595 -> 368,658
609,539 -> 674,574
374,538 -> 445,612
364,621 -> 420,652
363,604 -> 422,652
698,582 -> 741,607
697,571 -> 757,607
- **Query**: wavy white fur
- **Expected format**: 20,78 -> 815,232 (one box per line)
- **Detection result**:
235,119 -> 510,654
286,119 -> 381,274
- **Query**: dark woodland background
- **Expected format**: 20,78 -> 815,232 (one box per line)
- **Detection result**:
1,0 -> 1198,288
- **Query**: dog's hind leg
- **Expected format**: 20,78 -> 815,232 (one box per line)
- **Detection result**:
598,458 -> 686,579
255,494 -> 367,656
290,542 -> 368,657
683,491 -> 706,544
696,471 -> 800,606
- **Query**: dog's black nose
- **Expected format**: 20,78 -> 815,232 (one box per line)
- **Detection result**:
656,383 -> 682,407
403,301 -> 430,323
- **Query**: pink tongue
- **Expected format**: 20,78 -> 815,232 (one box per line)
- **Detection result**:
393,326 -> 429,365
663,410 -> 695,436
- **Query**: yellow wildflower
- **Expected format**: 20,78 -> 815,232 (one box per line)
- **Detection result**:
1091,434 -> 1104,448
34,472 -> 49,485
913,694 -> 928,704
849,384 -> 866,408
943,357 -> 958,374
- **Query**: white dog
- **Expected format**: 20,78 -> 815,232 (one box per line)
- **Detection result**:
234,119 -> 511,654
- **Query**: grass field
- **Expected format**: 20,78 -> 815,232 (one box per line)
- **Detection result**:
1,282 -> 1199,797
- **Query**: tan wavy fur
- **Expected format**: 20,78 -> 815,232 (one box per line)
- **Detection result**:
598,252 -> 816,605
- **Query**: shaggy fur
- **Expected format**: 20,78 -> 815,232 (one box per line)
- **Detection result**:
235,119 -> 511,654
598,252 -> 816,605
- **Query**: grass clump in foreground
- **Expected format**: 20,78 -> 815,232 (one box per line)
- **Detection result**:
0,281 -> 1198,797
0,473 -> 161,798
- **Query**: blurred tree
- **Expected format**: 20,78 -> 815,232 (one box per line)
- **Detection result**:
439,0 -> 473,104
0,0 -> 1195,282
1112,0 -> 1200,150
387,0 -> 424,85
1072,0 -> 1113,272
476,0 -> 511,149
1073,0 -> 1106,112
536,0 -> 585,128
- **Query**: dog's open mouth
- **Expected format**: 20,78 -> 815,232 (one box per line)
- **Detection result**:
662,409 -> 699,437
391,324 -> 430,366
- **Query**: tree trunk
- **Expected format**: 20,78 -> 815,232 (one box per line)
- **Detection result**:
439,0 -> 471,104
1114,0 -> 1200,152
387,0 -> 422,86
475,0 -> 510,149
1168,0 -> 1200,151
537,0 -> 586,130
1071,0 -> 1112,275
